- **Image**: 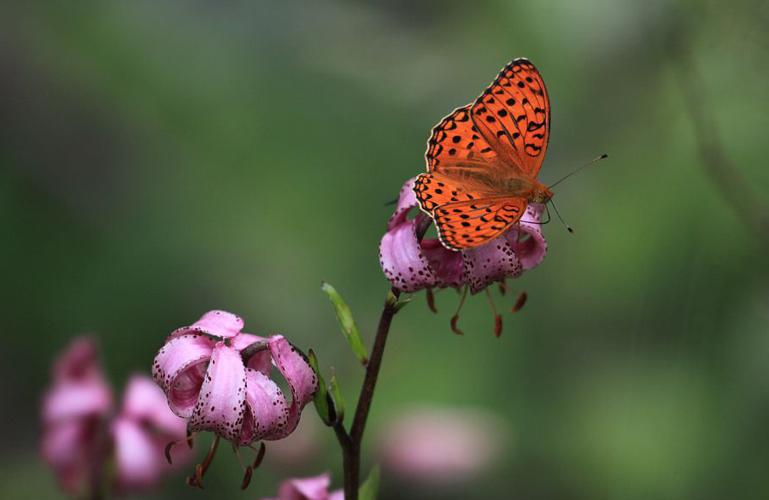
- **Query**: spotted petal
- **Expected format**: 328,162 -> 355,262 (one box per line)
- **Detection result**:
508,203 -> 547,270
240,368 -> 288,445
268,336 -> 317,438
169,310 -> 245,340
152,334 -> 215,418
380,178 -> 462,292
462,238 -> 523,294
188,343 -> 247,441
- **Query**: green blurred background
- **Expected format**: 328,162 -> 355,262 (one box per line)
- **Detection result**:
2,0 -> 768,498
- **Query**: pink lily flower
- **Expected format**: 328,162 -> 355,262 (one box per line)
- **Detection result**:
41,337 -> 112,496
261,473 -> 344,500
112,374 -> 193,492
379,177 -> 547,335
380,177 -> 547,294
152,310 -> 317,486
378,406 -> 507,486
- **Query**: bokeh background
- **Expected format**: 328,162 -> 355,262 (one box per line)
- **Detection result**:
2,0 -> 768,498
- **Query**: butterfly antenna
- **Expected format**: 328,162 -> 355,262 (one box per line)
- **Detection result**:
549,199 -> 573,234
548,153 -> 608,189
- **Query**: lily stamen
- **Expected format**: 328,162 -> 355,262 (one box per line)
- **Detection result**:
450,286 -> 469,335
187,435 -> 220,489
485,288 -> 503,337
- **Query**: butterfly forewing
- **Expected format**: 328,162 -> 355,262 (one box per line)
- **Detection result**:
470,58 -> 550,177
425,106 -> 500,173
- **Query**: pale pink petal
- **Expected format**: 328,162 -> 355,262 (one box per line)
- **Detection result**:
232,332 -> 267,352
279,473 -> 332,500
380,178 -> 464,292
40,419 -> 100,496
508,203 -> 548,270
328,489 -> 345,500
121,375 -> 187,437
52,336 -> 101,381
188,343 -> 247,441
240,368 -> 288,445
169,310 -> 244,340
43,380 -> 112,423
267,336 -> 317,439
152,334 -> 214,417
245,347 -> 273,375
112,417 -> 166,491
379,406 -> 507,485
462,237 -> 523,294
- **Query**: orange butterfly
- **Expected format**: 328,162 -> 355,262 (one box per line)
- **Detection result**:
414,58 -> 553,250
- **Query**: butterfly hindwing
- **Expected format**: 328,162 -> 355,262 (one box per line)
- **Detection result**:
433,197 -> 527,250
414,173 -> 526,250
470,58 -> 550,177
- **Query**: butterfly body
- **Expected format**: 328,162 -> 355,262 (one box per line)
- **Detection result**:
414,58 -> 552,251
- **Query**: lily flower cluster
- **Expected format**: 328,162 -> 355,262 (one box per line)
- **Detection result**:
379,177 -> 547,334
41,337 -> 191,496
152,310 -> 317,488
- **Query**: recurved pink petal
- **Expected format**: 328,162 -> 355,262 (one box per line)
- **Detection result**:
170,310 -> 244,340
112,417 -> 166,491
152,334 -> 214,418
462,236 -> 523,294
43,379 -> 112,423
507,203 -> 547,270
188,343 -> 247,442
268,336 -> 317,438
241,368 -> 288,445
232,332 -> 267,352
421,238 -> 464,287
121,375 -> 187,437
269,473 -> 334,500
41,419 -> 100,496
52,336 -> 101,381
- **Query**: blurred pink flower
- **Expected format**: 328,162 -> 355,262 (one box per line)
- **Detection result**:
41,337 -> 112,496
261,473 -> 343,500
152,310 -> 317,445
112,375 -> 193,492
41,338 -> 192,497
378,406 -> 508,485
379,177 -> 547,294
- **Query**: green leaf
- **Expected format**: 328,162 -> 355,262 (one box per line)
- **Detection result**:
329,372 -> 345,423
359,465 -> 380,500
321,282 -> 368,365
307,349 -> 333,426
393,296 -> 412,313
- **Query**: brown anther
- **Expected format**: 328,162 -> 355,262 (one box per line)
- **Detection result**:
450,314 -> 464,335
186,428 -> 194,449
164,441 -> 175,465
186,435 -> 220,490
252,442 -> 266,469
494,315 -> 503,338
512,291 -> 528,313
240,466 -> 253,490
498,280 -> 507,296
426,288 -> 437,313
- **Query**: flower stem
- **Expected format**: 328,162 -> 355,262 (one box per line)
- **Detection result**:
336,288 -> 400,500
335,217 -> 431,499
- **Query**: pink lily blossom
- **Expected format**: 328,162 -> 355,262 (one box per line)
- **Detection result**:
152,310 -> 317,487
41,337 -> 113,496
41,338 -> 193,496
378,406 -> 508,485
112,374 -> 193,492
379,177 -> 547,294
262,473 -> 343,500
